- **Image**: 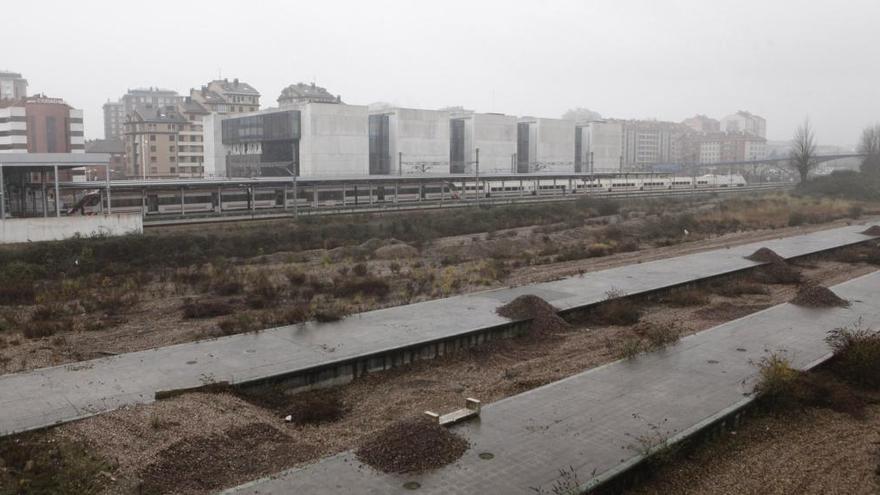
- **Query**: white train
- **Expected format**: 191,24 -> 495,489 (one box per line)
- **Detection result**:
68,174 -> 747,215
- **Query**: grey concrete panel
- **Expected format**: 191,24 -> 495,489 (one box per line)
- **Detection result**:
0,224 -> 877,437
227,271 -> 880,495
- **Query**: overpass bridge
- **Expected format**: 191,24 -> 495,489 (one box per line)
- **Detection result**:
647,153 -> 865,174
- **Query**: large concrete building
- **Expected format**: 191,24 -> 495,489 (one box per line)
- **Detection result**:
0,96 -> 84,154
298,103 -> 368,176
721,111 -> 766,138
516,117 -> 575,173
449,112 -> 517,174
576,121 -> 623,173
220,103 -> 368,178
369,108 -> 450,175
104,88 -> 181,139
0,72 -> 28,101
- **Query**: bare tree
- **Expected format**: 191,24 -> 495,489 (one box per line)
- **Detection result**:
561,107 -> 602,122
858,124 -> 880,175
790,118 -> 817,183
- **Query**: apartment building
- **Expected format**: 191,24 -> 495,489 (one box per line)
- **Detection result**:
0,71 -> 28,101
123,106 -> 190,178
103,88 -> 181,139
190,78 -> 260,114
682,114 -> 720,134
610,119 -> 690,170
721,111 -> 766,138
689,132 -> 767,164
0,95 -> 84,153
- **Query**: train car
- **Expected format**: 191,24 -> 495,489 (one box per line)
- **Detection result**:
669,177 -> 695,189
695,174 -> 746,188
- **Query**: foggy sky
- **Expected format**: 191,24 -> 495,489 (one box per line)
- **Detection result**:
5,0 -> 879,145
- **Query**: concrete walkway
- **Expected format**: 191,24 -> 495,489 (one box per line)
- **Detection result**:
227,270 -> 880,495
0,224 -> 876,436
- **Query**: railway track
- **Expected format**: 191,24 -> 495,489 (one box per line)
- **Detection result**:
143,183 -> 790,227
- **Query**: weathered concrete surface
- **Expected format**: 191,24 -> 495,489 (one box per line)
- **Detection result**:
0,223 -> 876,436
0,213 -> 142,244
227,270 -> 880,495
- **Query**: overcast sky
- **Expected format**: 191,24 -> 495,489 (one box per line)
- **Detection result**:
4,0 -> 879,145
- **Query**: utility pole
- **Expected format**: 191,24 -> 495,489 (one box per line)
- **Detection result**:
398,152 -> 403,176
475,147 -> 480,206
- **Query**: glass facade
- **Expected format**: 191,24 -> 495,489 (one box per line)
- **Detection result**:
369,114 -> 391,174
516,122 -> 530,173
449,119 -> 466,173
222,111 -> 300,177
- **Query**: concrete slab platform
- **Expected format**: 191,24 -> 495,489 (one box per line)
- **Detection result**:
0,224 -> 877,436
226,270 -> 880,495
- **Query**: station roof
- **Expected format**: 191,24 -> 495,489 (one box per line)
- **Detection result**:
0,153 -> 111,168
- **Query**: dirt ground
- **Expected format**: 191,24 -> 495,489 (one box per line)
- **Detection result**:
626,404 -> 880,495
39,255 -> 877,494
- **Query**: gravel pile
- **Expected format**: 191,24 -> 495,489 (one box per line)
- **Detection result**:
746,247 -> 787,264
355,417 -> 469,474
860,225 -> 880,236
791,285 -> 850,308
497,295 -> 571,333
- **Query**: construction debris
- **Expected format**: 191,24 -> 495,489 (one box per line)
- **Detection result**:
355,417 -> 469,474
791,285 -> 850,308
496,295 -> 571,333
425,398 -> 481,426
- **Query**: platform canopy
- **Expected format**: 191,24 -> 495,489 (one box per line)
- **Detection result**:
0,153 -> 112,219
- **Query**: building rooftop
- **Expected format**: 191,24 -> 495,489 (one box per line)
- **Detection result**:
210,78 -> 260,95
278,82 -> 341,104
178,98 -> 209,115
128,105 -> 187,124
0,71 -> 25,79
0,95 -> 70,109
126,87 -> 179,96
